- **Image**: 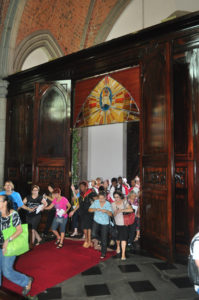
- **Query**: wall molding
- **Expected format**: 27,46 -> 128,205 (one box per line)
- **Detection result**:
13,30 -> 64,72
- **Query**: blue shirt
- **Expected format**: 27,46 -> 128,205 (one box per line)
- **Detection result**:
0,191 -> 23,210
90,200 -> 113,225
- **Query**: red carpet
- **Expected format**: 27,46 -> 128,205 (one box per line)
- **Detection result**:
2,240 -> 115,296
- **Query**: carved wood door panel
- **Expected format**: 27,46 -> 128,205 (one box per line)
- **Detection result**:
173,57 -> 194,258
32,82 -> 71,197
5,93 -> 34,197
141,43 -> 174,261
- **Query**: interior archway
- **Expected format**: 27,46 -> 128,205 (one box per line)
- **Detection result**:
13,30 -> 64,72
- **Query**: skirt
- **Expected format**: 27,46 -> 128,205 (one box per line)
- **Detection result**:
81,213 -> 93,230
26,214 -> 41,230
116,225 -> 128,241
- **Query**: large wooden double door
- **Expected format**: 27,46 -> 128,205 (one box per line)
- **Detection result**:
5,81 -> 71,198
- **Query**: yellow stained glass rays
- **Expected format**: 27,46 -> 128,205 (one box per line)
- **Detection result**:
75,76 -> 139,127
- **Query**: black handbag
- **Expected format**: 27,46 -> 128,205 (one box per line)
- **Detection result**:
188,237 -> 199,285
109,218 -> 118,240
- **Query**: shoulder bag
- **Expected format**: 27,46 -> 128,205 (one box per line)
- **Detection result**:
2,214 -> 29,257
123,201 -> 135,226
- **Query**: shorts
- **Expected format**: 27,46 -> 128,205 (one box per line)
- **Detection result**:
116,225 -> 128,241
51,216 -> 68,233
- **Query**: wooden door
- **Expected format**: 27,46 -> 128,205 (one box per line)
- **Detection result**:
127,121 -> 139,183
140,43 -> 174,261
32,82 -> 71,197
173,57 -> 194,259
5,93 -> 34,197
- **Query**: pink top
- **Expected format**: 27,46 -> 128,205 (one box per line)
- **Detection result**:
52,197 -> 69,218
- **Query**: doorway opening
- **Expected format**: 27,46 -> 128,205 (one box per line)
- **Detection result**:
72,66 -> 140,186
72,122 -> 139,185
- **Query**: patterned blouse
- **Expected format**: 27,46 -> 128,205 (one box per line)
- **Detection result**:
0,211 -> 21,247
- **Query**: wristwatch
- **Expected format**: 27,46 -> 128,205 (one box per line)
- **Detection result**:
8,237 -> 13,242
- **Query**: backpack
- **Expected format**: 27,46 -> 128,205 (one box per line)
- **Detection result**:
188,237 -> 199,285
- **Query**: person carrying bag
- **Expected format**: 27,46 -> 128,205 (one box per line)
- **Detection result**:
123,201 -> 135,226
2,214 -> 29,256
0,195 -> 33,296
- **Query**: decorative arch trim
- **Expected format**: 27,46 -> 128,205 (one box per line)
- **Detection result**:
13,30 -> 64,72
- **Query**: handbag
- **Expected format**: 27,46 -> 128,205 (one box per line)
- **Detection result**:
188,237 -> 199,285
2,214 -> 29,257
123,201 -> 135,226
109,217 -> 118,240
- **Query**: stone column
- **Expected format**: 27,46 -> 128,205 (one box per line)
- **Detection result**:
0,79 -> 8,189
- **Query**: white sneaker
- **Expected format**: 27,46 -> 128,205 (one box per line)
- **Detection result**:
70,232 -> 78,237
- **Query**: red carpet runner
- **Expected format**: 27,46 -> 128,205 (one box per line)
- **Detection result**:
2,240 -> 115,296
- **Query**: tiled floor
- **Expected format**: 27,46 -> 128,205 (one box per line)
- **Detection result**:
37,249 -> 199,300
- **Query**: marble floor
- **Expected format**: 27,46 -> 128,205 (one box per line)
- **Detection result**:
36,248 -> 198,300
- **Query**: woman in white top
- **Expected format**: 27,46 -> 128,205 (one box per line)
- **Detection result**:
111,191 -> 133,260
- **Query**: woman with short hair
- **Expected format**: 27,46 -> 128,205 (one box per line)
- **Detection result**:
112,191 -> 133,260
89,192 -> 113,259
45,188 -> 71,248
23,185 -> 47,246
0,181 -> 34,213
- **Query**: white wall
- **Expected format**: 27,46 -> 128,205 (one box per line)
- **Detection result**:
21,48 -> 50,70
106,0 -> 199,41
87,124 -> 124,180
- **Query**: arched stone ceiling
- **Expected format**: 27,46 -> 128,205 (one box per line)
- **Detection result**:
0,0 -> 131,75
15,0 -> 131,55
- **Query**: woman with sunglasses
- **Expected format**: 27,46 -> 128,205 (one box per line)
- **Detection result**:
112,191 -> 133,260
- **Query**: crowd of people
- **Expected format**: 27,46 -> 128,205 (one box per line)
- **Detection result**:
0,176 -> 141,295
69,176 -> 141,260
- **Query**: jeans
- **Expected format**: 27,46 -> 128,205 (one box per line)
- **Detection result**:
72,211 -> 79,229
0,249 -> 29,287
51,216 -> 68,233
92,221 -> 109,257
128,222 -> 137,245
43,209 -> 56,234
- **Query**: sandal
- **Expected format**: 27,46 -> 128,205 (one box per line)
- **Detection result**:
55,239 -> 61,245
57,243 -> 63,249
22,277 -> 33,296
35,239 -> 42,246
134,236 -> 140,242
83,242 -> 89,248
